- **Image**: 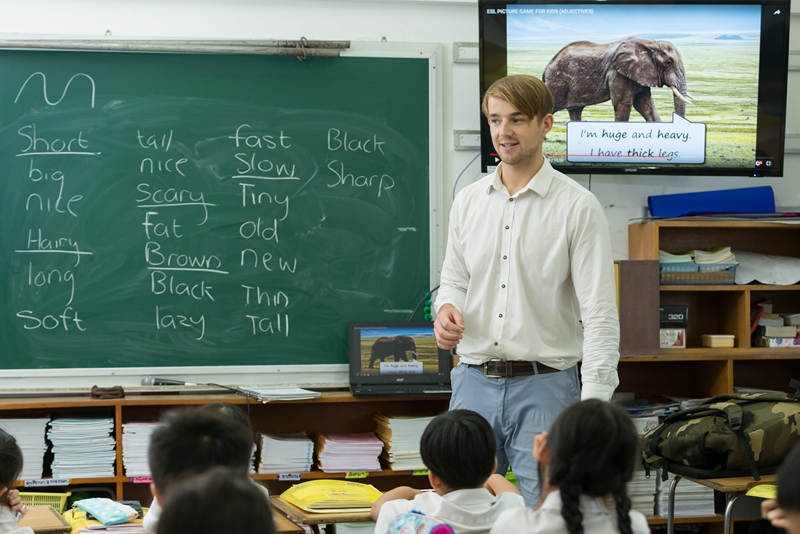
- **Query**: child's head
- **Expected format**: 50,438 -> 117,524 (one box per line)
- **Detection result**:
158,466 -> 275,534
147,408 -> 254,501
545,399 -> 638,534
419,409 -> 496,490
778,442 -> 800,534
0,429 -> 23,505
199,403 -> 254,443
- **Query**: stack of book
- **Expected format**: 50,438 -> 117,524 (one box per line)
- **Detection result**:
48,418 -> 116,478
655,473 -> 715,517
315,432 -> 383,473
257,432 -> 314,474
627,466 -> 658,516
121,422 -> 163,477
752,301 -> 800,347
659,250 -> 695,265
374,412 -> 436,471
0,417 -> 50,479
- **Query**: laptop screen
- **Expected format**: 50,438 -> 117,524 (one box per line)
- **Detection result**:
348,322 -> 451,387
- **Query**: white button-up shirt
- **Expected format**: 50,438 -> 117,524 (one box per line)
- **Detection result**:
373,488 -> 526,534
435,159 -> 619,400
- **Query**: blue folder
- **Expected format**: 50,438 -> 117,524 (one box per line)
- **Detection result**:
647,186 -> 775,218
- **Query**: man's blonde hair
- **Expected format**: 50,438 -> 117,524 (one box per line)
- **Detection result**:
482,74 -> 554,121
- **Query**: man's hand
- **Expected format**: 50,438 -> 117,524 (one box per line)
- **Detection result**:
434,304 -> 464,350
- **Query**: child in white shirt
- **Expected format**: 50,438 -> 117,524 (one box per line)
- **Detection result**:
491,400 -> 650,534
371,410 -> 525,534
0,429 -> 33,534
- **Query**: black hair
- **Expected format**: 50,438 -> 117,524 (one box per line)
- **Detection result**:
547,399 -> 638,534
419,409 -> 496,489
200,403 -> 254,444
148,408 -> 254,497
158,467 -> 275,534
778,442 -> 800,512
0,429 -> 23,507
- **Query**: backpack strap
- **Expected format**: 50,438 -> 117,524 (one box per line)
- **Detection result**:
722,404 -> 761,480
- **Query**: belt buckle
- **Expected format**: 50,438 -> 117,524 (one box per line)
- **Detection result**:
483,360 -> 508,379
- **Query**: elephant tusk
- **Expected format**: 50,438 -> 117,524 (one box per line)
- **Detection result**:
671,86 -> 692,104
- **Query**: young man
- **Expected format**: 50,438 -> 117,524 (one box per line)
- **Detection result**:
434,74 -> 619,507
370,410 -> 524,534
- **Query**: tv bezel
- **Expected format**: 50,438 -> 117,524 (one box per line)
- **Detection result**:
478,0 -> 791,177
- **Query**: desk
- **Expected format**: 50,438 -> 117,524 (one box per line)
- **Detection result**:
17,506 -> 71,534
270,496 -> 373,534
667,473 -> 776,534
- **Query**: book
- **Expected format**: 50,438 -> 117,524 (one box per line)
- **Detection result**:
659,250 -> 694,263
279,480 -> 383,512
237,387 -> 321,402
695,246 -> 737,264
758,314 -> 785,327
750,303 -> 767,334
754,325 -> 798,338
753,336 -> 800,348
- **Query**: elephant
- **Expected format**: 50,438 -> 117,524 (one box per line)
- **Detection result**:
368,335 -> 419,368
542,37 -> 692,122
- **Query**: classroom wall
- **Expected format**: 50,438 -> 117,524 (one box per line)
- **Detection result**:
0,0 -> 797,260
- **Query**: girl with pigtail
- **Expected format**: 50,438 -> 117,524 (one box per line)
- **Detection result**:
490,399 -> 650,534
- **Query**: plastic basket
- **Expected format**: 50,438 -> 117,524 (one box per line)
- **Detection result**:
660,263 -> 738,285
19,491 -> 71,512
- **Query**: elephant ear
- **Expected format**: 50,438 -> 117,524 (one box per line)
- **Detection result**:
612,39 -> 660,87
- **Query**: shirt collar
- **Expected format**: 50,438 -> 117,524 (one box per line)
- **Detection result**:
487,158 -> 555,198
441,487 -> 497,505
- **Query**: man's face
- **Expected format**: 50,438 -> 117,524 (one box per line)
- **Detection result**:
487,96 -> 553,168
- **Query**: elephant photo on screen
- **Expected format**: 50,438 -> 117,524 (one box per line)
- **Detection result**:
368,335 -> 419,368
542,37 -> 692,122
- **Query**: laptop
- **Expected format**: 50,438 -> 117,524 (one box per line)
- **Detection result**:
349,321 -> 452,397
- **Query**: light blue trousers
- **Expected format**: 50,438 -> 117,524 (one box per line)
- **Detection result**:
449,363 -> 580,508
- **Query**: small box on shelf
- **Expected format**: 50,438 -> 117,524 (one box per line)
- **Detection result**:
660,328 -> 686,349
702,334 -> 735,348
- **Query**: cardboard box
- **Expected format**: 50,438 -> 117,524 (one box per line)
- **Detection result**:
660,328 -> 686,349
660,305 -> 688,328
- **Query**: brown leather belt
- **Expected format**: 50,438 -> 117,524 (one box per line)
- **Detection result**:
468,360 -> 561,378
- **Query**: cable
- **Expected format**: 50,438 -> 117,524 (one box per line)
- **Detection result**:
407,285 -> 440,321
453,153 -> 481,200
208,382 -> 252,418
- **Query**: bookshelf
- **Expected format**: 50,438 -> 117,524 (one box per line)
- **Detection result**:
2,392 -> 449,504
627,219 -> 800,533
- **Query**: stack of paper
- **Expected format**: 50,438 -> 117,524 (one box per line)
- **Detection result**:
121,422 -> 163,477
695,246 -> 737,264
655,473 -> 715,516
237,387 -> 321,402
315,432 -> 383,473
257,432 -> 314,473
374,413 -> 436,471
0,417 -> 50,479
627,467 -> 657,517
280,480 -> 383,512
48,418 -> 116,478
659,250 -> 694,264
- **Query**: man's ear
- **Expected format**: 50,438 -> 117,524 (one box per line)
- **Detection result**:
150,483 -> 165,506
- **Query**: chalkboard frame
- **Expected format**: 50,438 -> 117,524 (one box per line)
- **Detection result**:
0,40 -> 443,391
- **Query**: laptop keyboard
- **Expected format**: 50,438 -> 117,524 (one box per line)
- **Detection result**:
351,385 -> 452,397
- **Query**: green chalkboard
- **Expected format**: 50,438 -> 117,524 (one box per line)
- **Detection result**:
0,47 -> 432,370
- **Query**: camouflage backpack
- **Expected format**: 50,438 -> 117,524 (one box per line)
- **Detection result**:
641,391 -> 800,480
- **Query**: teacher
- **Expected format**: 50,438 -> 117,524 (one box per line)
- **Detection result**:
434,74 -> 620,507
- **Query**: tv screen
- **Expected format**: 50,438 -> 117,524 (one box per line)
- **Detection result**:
479,0 -> 791,177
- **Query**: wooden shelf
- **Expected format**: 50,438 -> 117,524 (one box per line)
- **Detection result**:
661,284 -> 800,291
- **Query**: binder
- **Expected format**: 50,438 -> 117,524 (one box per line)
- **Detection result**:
647,186 -> 775,217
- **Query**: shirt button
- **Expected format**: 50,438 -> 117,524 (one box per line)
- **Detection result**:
499,314 -> 503,318
505,226 -> 509,230
493,342 -> 498,346
502,284 -> 506,288
509,198 -> 514,202
503,255 -> 507,259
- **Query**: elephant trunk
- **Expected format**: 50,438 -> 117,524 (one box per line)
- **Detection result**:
670,85 -> 690,118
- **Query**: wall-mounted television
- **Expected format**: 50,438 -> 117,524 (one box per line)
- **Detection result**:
479,0 -> 791,177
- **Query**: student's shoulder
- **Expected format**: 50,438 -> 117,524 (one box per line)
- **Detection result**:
489,507 -> 539,534
629,509 -> 651,534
